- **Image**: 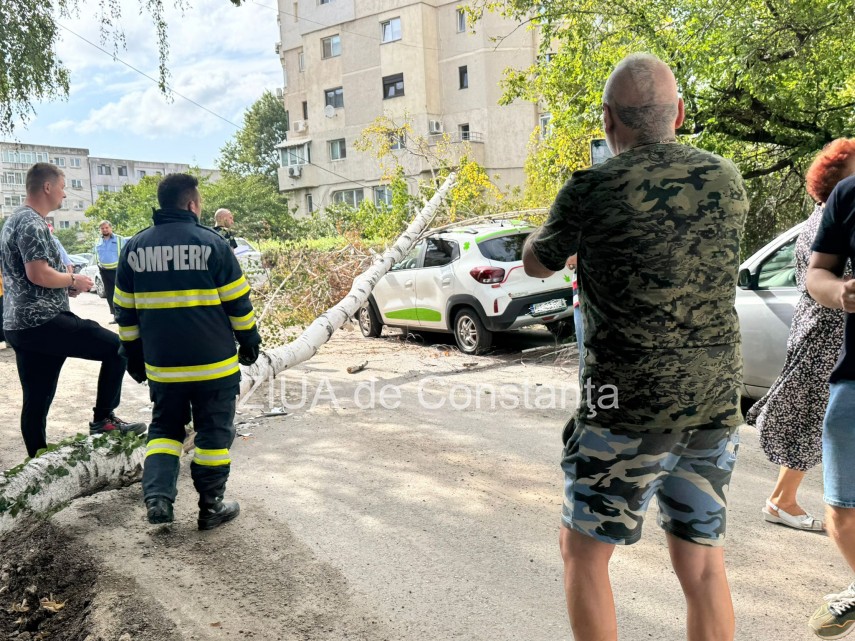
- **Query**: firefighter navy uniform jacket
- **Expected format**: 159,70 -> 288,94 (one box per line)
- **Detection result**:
113,207 -> 261,389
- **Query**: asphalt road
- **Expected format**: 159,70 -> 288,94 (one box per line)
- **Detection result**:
5,295 -> 851,640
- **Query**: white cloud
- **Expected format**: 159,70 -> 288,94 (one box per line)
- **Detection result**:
47,119 -> 76,132
40,0 -> 283,160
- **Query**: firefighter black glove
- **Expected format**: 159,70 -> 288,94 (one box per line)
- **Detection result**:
119,341 -> 147,384
238,343 -> 260,366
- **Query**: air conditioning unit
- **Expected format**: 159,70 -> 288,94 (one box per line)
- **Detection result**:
429,119 -> 443,134
288,166 -> 303,178
275,87 -> 284,99
274,42 -> 281,55
293,120 -> 307,133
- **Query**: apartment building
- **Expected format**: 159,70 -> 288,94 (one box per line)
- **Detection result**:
0,143 -> 92,228
0,142 -> 222,229
275,0 -> 543,217
88,158 -> 222,203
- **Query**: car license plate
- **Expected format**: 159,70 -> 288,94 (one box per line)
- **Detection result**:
531,298 -> 567,315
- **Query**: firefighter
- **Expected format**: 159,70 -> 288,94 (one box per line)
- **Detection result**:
113,173 -> 261,530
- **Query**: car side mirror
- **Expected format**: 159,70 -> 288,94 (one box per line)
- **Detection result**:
738,268 -> 758,290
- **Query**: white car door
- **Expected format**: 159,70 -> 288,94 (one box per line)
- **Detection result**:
736,235 -> 800,398
414,237 -> 459,329
375,242 -> 424,326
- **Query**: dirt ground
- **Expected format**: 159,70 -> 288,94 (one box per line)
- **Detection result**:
0,292 -> 849,641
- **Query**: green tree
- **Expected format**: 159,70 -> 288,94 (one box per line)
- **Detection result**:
473,0 -> 855,253
86,172 -> 298,241
202,173 -> 297,239
218,91 -> 290,186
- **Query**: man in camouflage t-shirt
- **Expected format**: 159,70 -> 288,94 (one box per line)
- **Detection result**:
523,54 -> 748,641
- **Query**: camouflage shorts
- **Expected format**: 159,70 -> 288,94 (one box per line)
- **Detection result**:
560,421 -> 739,546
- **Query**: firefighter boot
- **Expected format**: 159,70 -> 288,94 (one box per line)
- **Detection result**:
146,497 -> 174,524
197,494 -> 240,530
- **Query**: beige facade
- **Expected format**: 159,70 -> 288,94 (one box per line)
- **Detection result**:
276,0 -> 540,217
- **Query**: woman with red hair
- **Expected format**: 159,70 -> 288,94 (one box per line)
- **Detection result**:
746,138 -> 855,531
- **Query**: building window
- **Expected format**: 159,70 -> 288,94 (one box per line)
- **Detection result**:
321,35 -> 341,59
2,171 -> 25,185
97,164 -> 112,176
306,194 -> 314,213
381,17 -> 401,43
324,87 -> 344,109
459,65 -> 468,89
137,170 -> 147,179
51,157 -> 66,167
298,51 -> 305,71
69,157 -> 81,168
302,101 -> 309,120
118,166 -> 128,177
459,123 -> 471,141
4,195 -> 24,207
388,132 -> 405,150
382,73 -> 405,99
328,138 -> 347,161
75,201 -> 84,210
457,8 -> 467,32
70,179 -> 83,189
539,113 -> 553,138
374,185 -> 393,208
281,143 -> 311,167
319,0 -> 332,4
332,189 -> 364,208
59,220 -> 71,229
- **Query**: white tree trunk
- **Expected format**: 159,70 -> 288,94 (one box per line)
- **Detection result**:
237,172 -> 457,399
0,173 -> 456,536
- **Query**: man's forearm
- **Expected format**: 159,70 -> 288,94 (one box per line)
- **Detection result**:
25,263 -> 73,289
522,231 -> 555,278
806,267 -> 844,309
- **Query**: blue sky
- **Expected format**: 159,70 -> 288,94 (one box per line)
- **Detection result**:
11,0 -> 283,169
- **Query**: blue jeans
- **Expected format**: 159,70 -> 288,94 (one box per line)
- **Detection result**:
823,380 -> 855,508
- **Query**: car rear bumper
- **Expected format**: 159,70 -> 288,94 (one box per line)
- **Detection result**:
482,288 -> 574,332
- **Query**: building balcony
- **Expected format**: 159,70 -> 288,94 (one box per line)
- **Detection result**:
278,163 -> 321,192
427,131 -> 485,145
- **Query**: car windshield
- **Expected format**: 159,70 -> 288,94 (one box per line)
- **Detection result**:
477,233 -> 530,263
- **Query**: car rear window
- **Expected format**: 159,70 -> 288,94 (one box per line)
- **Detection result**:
477,233 -> 530,262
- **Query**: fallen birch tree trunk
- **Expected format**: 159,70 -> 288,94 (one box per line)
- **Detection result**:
238,172 -> 456,399
0,173 -> 456,537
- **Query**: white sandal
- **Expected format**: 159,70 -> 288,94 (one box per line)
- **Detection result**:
762,500 -> 824,531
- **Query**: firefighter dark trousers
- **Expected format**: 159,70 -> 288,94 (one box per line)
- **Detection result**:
143,384 -> 239,503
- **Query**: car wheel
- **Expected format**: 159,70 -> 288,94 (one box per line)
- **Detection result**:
95,276 -> 105,298
545,318 -> 575,342
454,308 -> 492,355
358,303 -> 382,338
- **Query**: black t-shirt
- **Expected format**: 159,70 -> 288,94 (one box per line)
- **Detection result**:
812,174 -> 855,382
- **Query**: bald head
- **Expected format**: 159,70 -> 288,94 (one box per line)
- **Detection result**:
602,53 -> 684,153
214,208 -> 234,228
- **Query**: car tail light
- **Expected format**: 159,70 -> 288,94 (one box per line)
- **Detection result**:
470,266 -> 505,284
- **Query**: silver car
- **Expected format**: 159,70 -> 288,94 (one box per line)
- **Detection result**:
735,223 -> 804,401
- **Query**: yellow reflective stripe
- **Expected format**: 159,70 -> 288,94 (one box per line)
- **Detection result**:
134,288 -> 220,310
229,310 -> 256,331
113,287 -> 135,309
100,261 -> 118,269
118,324 -> 140,341
218,276 -> 250,302
193,448 -> 231,466
145,438 -> 183,458
145,355 -> 240,383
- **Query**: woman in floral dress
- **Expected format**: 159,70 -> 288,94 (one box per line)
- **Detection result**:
747,138 -> 855,531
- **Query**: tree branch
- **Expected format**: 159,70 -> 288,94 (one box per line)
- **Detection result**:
742,158 -> 793,180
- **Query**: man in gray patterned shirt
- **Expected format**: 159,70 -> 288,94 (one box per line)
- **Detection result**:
0,163 -> 146,458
